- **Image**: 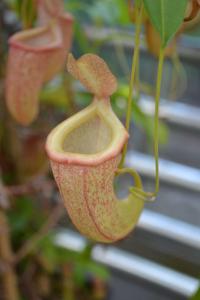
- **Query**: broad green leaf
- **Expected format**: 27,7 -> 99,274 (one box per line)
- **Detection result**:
143,0 -> 188,47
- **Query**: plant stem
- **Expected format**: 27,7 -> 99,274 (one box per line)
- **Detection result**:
63,72 -> 77,115
119,3 -> 143,168
62,264 -> 75,300
21,0 -> 28,29
154,47 -> 164,194
0,210 -> 20,300
21,0 -> 35,29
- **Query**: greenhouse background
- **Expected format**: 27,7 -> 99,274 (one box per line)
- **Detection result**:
0,0 -> 200,299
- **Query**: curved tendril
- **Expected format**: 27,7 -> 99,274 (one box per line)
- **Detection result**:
130,46 -> 165,201
116,167 -> 142,190
116,168 -> 156,202
130,187 -> 156,202
119,2 -> 165,202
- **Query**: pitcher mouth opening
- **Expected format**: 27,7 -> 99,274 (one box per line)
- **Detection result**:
9,25 -> 62,53
46,100 -> 129,166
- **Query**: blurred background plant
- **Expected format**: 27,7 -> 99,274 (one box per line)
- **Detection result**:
0,0 -> 200,299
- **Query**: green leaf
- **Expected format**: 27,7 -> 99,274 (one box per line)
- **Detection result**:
74,260 -> 109,286
143,0 -> 188,47
82,261 -> 110,280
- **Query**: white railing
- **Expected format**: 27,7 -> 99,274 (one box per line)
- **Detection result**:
55,229 -> 199,298
126,151 -> 200,192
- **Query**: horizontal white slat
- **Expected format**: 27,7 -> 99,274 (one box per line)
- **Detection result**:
139,95 -> 200,130
85,26 -> 200,60
73,83 -> 200,130
55,229 -> 199,297
138,210 -> 200,250
93,247 -> 198,297
126,151 -> 200,192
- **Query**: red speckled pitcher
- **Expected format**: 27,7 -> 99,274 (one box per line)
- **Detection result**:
6,0 -> 73,125
46,54 -> 144,243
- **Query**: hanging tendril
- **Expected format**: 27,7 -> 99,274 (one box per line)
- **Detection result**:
119,1 -> 165,202
119,2 -> 143,167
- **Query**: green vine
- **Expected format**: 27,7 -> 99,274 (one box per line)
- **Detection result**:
154,47 -> 164,195
119,2 -> 143,167
19,0 -> 36,29
119,1 -> 165,201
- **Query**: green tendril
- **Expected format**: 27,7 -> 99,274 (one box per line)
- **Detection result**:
21,0 -> 35,30
154,47 -> 164,195
21,0 -> 28,29
119,2 -> 165,201
119,3 -> 143,168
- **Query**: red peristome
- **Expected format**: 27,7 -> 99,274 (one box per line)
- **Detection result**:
46,131 -> 128,166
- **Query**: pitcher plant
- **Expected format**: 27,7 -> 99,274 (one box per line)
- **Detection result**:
46,1 -> 186,243
6,0 -> 73,125
46,54 -> 145,243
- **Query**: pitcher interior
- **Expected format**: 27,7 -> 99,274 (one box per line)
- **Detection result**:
18,28 -> 55,48
63,114 -> 112,155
